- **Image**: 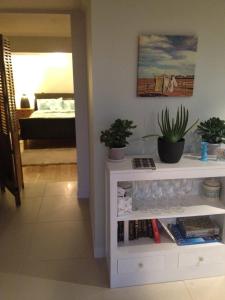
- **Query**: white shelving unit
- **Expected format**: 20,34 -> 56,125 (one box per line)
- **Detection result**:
105,155 -> 225,288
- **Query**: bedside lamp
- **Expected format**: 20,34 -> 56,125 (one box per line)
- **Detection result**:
20,94 -> 30,108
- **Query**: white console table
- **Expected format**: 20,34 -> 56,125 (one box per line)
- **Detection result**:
105,155 -> 225,288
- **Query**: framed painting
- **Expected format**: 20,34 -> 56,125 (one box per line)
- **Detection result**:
137,34 -> 198,97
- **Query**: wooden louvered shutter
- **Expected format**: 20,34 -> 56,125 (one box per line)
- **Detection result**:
0,34 -> 23,206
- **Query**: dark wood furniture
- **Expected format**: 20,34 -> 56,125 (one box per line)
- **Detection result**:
16,108 -> 34,119
19,93 -> 76,145
0,35 -> 23,207
16,108 -> 34,132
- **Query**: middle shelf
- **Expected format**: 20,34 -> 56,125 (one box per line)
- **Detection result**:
117,195 -> 225,221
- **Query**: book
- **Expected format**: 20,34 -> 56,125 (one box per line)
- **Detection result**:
142,220 -> 148,237
129,221 -> 135,240
169,224 -> 221,246
117,221 -> 124,242
147,220 -> 153,238
151,219 -> 160,243
176,216 -> 220,238
134,220 -> 139,239
138,220 -> 143,238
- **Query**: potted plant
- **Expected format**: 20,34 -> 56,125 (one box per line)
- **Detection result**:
100,119 -> 137,160
197,117 -> 225,154
143,105 -> 198,163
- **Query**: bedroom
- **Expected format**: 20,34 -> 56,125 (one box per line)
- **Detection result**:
6,13 -> 77,181
12,52 -> 76,170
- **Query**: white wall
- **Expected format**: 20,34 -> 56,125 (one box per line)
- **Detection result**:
88,0 -> 225,256
71,10 -> 90,199
12,53 -> 74,107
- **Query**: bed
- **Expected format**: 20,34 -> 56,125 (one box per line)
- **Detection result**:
19,93 -> 76,144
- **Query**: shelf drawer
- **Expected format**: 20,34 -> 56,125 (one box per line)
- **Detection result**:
117,255 -> 165,274
179,247 -> 225,268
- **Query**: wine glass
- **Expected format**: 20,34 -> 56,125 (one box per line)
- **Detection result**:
151,181 -> 160,214
182,179 -> 193,206
162,180 -> 170,211
167,182 -> 176,212
135,181 -> 147,211
132,181 -> 139,211
175,179 -> 187,212
143,181 -> 152,211
154,182 -> 163,214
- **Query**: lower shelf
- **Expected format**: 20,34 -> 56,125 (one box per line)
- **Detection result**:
110,241 -> 225,288
117,233 -> 224,258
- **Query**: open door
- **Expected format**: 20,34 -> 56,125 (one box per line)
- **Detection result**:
0,34 -> 23,206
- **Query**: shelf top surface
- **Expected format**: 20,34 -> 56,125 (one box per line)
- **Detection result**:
117,204 -> 225,221
106,154 -> 225,175
117,238 -> 224,257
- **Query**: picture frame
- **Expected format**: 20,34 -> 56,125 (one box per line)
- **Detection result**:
137,34 -> 198,97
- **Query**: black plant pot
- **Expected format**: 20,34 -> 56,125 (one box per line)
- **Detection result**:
158,137 -> 185,163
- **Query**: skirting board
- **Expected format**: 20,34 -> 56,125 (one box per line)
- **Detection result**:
78,184 -> 89,199
94,246 -> 105,258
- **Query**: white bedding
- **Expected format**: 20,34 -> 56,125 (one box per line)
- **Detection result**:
30,110 -> 75,119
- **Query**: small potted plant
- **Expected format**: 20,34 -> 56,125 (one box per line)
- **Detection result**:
100,119 -> 137,160
143,105 -> 198,163
197,117 -> 225,154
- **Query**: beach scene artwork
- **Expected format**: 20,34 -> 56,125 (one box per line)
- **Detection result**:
137,34 -> 198,97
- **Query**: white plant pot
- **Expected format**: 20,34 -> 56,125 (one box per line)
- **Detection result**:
207,143 -> 220,155
109,147 -> 126,160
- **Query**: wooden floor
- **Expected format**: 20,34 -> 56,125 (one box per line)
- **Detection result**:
23,164 -> 77,183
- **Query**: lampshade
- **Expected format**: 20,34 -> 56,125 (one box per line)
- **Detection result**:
20,94 -> 30,108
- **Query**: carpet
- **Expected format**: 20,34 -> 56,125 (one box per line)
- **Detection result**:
21,148 -> 77,166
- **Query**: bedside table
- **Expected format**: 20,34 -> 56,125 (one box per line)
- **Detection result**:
16,109 -> 34,143
16,108 -> 34,119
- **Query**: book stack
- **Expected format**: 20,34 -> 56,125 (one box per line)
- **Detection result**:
129,220 -> 153,240
176,216 -> 220,238
118,219 -> 161,243
168,216 -> 221,246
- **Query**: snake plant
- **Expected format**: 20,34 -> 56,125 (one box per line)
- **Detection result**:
158,105 -> 198,143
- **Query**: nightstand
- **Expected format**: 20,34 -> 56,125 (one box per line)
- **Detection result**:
16,109 -> 34,143
16,108 -> 34,119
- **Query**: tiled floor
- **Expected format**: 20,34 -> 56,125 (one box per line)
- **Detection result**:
0,180 -> 225,299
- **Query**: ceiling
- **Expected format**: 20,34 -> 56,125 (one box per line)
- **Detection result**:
0,0 -> 83,11
0,13 -> 71,37
0,0 -> 89,37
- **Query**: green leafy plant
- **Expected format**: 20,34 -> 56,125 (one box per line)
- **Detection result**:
143,105 -> 198,143
100,119 -> 137,148
197,117 -> 225,144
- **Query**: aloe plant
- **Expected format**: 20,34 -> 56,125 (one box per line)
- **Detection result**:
158,106 -> 198,143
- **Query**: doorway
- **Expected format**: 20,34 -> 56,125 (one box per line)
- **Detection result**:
1,13 -> 77,185
0,11 -> 98,286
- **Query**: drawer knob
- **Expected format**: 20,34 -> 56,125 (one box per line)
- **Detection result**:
198,256 -> 204,262
138,262 -> 143,268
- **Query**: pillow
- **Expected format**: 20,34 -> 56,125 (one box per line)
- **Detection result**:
37,98 -> 63,111
62,99 -> 75,111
